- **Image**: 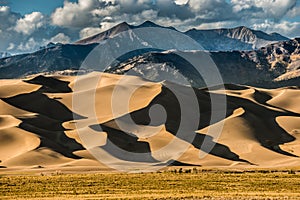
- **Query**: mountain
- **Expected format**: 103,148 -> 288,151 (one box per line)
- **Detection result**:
75,21 -> 176,45
0,43 -> 97,78
106,38 -> 300,88
185,26 -> 289,51
76,22 -> 133,45
247,38 -> 300,82
0,52 -> 11,59
0,38 -> 299,87
76,21 -> 288,51
0,21 -> 296,88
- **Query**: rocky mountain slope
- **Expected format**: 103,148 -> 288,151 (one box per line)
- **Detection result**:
75,21 -> 177,45
0,43 -> 97,78
106,38 -> 300,88
0,21 -> 297,88
76,21 -> 288,51
185,26 -> 288,51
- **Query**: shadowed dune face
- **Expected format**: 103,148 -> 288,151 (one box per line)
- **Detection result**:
1,84 -> 85,160
0,72 -> 300,171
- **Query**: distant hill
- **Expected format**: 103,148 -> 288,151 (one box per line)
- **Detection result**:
0,43 -> 97,78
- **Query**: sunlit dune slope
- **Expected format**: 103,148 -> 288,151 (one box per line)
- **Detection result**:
0,72 -> 300,171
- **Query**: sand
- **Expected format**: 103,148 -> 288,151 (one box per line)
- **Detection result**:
0,72 -> 300,173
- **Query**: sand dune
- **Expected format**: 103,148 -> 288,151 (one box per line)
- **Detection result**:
0,72 -> 300,172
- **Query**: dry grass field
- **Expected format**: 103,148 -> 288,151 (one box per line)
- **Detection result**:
1,170 -> 300,199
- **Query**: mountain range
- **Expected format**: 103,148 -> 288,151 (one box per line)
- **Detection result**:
0,21 -> 298,88
110,38 -> 299,88
76,21 -> 288,51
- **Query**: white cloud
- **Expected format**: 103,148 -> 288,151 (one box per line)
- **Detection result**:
0,6 -> 78,53
17,37 -> 40,52
47,33 -> 71,44
196,21 -> 239,30
80,27 -> 101,39
50,0 -> 299,37
286,5 -> 300,18
0,6 -> 9,14
80,19 -> 130,39
0,6 -> 20,30
0,6 -> 21,52
253,20 -> 300,38
175,0 -> 188,5
16,33 -> 71,53
91,4 -> 120,17
231,0 -> 297,20
254,0 -> 296,19
231,0 -> 255,12
15,12 -> 45,35
7,43 -> 15,51
51,0 -> 98,28
189,0 -> 227,12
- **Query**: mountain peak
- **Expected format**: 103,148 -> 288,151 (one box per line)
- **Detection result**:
234,26 -> 251,30
117,21 -> 130,28
75,21 -> 132,44
138,20 -> 161,28
230,26 -> 254,34
137,21 -> 177,31
110,21 -> 132,32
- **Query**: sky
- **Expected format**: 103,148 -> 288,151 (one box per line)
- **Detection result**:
0,0 -> 300,54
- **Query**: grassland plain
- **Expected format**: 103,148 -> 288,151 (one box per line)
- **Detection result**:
1,169 -> 300,199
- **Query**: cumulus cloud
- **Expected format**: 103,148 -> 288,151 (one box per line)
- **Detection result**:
80,27 -> 103,39
47,33 -> 71,44
231,0 -> 297,20
175,0 -> 188,5
79,21 -> 119,39
50,0 -> 298,39
17,37 -> 40,51
51,0 -> 100,28
51,0 -> 234,39
253,20 -> 300,38
155,0 -> 195,20
7,43 -> 15,51
51,0 -> 232,29
15,12 -> 45,35
0,6 -> 20,30
254,0 -> 296,20
286,5 -> 300,18
0,6 -> 21,52
16,33 -> 72,52
0,6 -> 76,54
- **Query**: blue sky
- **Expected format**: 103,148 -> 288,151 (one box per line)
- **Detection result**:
0,0 -> 299,54
5,0 -> 77,15
6,0 -> 66,15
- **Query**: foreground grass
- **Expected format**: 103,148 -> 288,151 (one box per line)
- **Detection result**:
1,171 -> 300,199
